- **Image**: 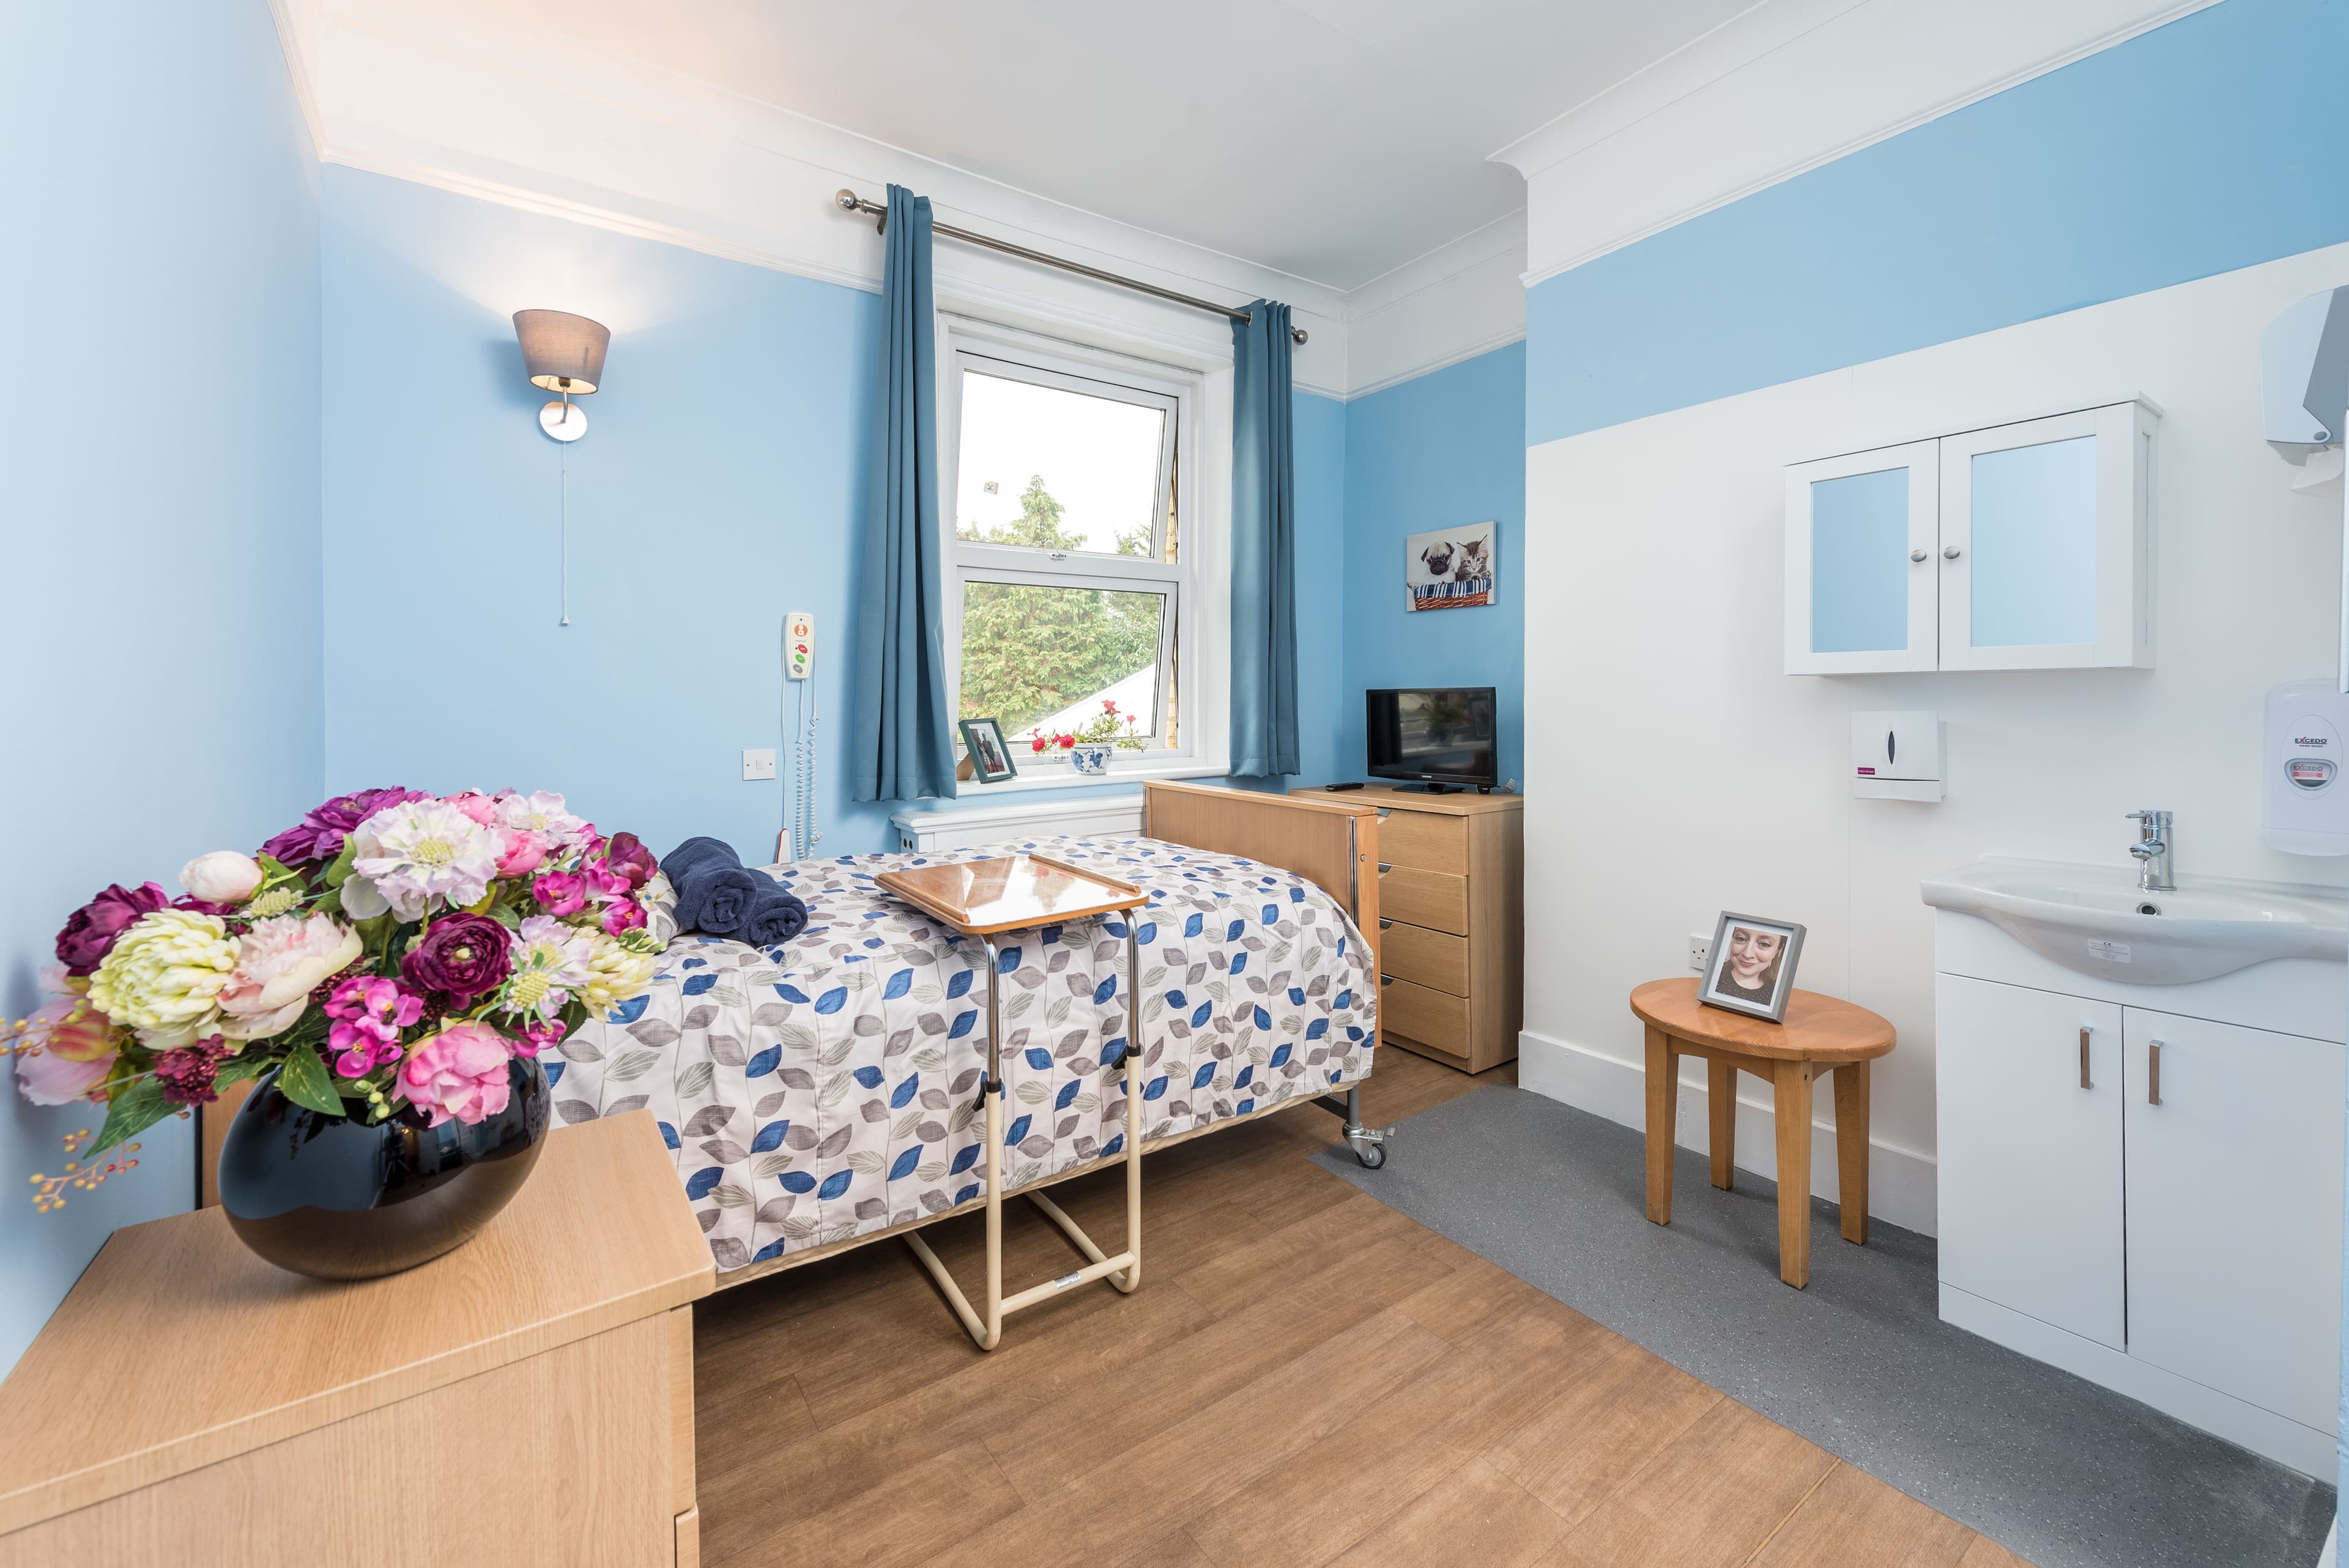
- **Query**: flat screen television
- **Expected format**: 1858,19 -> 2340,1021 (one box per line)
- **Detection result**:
1365,687 -> 1498,791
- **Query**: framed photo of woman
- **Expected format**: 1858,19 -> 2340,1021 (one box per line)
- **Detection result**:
1698,912 -> 1806,1022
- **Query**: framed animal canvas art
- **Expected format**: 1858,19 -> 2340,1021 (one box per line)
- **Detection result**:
1405,521 -> 1497,612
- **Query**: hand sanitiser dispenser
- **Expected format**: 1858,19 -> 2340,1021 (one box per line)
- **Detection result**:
1851,711 -> 1944,801
2264,680 -> 2349,854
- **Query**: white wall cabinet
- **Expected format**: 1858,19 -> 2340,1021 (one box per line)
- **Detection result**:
1935,954 -> 2344,1476
1785,401 -> 2155,674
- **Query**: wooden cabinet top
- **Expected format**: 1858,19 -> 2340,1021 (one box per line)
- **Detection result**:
1289,782 -> 1524,816
0,1110 -> 711,1534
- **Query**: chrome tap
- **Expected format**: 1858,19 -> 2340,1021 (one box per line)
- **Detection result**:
2126,810 -> 2174,893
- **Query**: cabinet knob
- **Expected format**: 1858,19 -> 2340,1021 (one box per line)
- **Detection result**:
1910,549 -> 1929,563
1378,862 -> 1392,873
1943,545 -> 1962,560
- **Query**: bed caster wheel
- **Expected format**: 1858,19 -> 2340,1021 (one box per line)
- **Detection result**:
1354,1142 -> 1386,1170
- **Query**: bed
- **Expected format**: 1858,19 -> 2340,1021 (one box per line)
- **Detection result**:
549,783 -> 1389,1291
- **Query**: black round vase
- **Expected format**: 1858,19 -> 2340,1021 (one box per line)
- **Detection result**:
217,1056 -> 551,1281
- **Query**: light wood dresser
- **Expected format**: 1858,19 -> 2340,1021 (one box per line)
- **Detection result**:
0,1111 -> 713,1568
1296,783 -> 1524,1074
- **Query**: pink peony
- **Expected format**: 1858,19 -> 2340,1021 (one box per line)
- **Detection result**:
217,913 -> 363,1041
495,829 -> 549,878
531,871 -> 586,915
11,969 -> 119,1106
399,1022 -> 515,1126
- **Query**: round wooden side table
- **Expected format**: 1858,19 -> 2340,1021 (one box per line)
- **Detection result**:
1628,978 -> 1896,1289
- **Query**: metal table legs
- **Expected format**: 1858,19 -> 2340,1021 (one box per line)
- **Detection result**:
905,920 -> 1146,1350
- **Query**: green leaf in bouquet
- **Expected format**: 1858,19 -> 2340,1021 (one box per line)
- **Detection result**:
484,901 -> 523,932
87,1077 -> 172,1157
211,1051 -> 277,1090
276,1043 -> 350,1117
322,838 -> 358,889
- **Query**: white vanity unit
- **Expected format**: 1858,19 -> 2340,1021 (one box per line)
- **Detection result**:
1923,858 -> 2349,1475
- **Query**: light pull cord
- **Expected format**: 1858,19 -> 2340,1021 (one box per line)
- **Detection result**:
557,439 -> 571,627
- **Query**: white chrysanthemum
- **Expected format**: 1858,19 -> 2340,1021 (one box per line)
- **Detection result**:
347,799 -> 501,920
502,915 -> 596,1019
495,790 -> 589,848
580,931 -> 659,1012
86,911 -> 236,1049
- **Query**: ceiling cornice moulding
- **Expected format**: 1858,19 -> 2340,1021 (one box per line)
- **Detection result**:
1494,0 -> 2223,288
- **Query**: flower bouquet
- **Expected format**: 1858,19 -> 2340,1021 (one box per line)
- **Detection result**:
9,786 -> 670,1191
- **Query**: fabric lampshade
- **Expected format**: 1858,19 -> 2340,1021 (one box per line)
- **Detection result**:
513,309 -> 610,394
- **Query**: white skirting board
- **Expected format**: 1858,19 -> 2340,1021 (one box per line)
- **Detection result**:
1517,1028 -> 1939,1237
889,791 -> 1146,852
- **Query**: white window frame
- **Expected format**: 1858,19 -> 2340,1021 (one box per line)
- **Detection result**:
938,314 -> 1231,791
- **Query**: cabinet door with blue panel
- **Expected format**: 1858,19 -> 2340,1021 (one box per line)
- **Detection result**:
1939,402 -> 2155,671
1783,440 -> 1939,675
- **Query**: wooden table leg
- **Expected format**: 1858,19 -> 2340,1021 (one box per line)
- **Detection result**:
1772,1060 -> 1814,1289
1644,1027 -> 1677,1225
1833,1059 -> 1870,1246
1707,1058 -> 1736,1191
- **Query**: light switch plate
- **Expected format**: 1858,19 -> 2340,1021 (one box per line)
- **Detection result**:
743,749 -> 777,780
1689,933 -> 1712,972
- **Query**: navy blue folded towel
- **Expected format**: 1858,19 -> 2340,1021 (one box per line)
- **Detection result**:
661,837 -> 809,944
661,837 -> 763,936
741,881 -> 809,946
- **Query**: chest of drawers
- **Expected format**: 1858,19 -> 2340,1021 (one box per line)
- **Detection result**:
1296,784 -> 1524,1074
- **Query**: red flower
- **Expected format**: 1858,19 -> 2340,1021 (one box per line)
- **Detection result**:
1030,736 -> 1047,753
1102,700 -> 1118,714
1056,733 -> 1074,749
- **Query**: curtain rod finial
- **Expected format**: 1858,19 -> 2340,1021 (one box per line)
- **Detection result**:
835,188 -> 859,212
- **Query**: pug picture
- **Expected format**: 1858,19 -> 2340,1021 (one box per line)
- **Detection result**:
1405,522 -> 1498,612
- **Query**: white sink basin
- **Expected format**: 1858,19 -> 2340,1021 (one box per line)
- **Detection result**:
1919,857 -> 2348,984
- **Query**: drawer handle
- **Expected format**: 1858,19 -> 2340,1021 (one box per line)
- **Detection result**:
1379,974 -> 1393,986
1379,918 -> 1392,930
2079,1026 -> 2091,1090
1378,862 -> 1392,873
2148,1040 -> 2162,1106
1376,807 -> 1392,819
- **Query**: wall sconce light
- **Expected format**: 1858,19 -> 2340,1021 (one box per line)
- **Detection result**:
512,309 -> 610,442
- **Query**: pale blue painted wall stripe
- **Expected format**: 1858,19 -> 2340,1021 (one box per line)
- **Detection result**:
1527,0 -> 2349,448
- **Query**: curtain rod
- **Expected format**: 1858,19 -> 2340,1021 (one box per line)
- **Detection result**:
834,190 -> 1308,346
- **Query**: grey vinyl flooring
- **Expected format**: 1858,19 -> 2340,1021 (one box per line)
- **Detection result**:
1313,1084 -> 2336,1568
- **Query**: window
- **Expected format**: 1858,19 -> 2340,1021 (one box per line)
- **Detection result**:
941,324 -> 1215,778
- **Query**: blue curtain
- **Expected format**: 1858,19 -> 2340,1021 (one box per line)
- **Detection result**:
1229,299 -> 1299,778
852,185 -> 957,802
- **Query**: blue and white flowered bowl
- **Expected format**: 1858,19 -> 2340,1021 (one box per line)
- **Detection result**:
1070,744 -> 1113,775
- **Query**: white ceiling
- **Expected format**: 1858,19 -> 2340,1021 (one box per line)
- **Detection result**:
450,0 -> 1759,292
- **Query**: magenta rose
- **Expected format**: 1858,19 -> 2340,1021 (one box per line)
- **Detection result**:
604,831 -> 658,890
260,785 -> 429,865
55,882 -> 170,977
399,912 -> 514,1000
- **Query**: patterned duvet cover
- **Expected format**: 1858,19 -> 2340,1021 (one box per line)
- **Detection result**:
553,835 -> 1379,1272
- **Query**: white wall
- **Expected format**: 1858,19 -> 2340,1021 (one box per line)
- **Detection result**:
1522,242 -> 2349,1233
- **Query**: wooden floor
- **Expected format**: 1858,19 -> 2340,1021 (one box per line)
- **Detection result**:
692,1050 -> 2031,1568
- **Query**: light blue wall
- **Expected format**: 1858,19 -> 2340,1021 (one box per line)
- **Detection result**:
1527,0 -> 2349,446
1338,344 -> 1527,788
0,0 -> 322,1374
322,168 -> 897,865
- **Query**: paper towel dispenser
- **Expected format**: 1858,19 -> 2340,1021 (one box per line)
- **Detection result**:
1852,710 -> 1943,802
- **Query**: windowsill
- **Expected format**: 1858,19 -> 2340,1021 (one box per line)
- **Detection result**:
943,757 -> 1232,801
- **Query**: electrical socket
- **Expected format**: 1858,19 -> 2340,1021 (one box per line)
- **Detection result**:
742,749 -> 777,781
1688,933 -> 1713,972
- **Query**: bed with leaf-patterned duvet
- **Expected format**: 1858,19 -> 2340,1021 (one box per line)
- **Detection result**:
553,835 -> 1379,1273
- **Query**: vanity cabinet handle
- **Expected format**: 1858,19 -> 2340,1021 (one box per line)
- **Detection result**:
2079,1027 -> 2092,1089
1910,549 -> 1929,563
1378,862 -> 1392,873
1943,545 -> 1962,560
2148,1040 -> 2162,1105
